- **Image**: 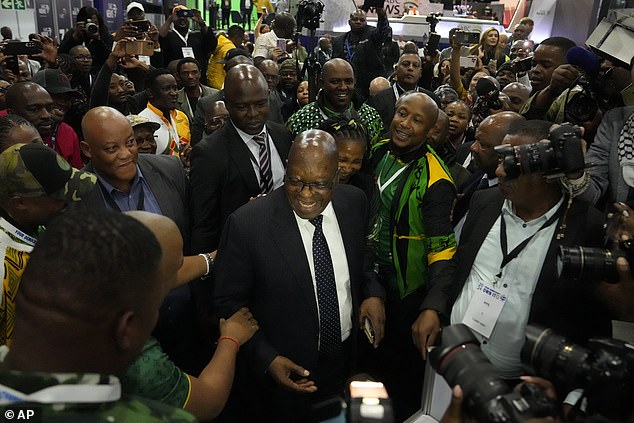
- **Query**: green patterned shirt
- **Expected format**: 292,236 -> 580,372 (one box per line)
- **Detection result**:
286,100 -> 384,144
0,347 -> 196,422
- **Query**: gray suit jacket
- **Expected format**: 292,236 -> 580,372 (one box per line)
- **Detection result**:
81,154 -> 191,252
579,106 -> 634,206
176,84 -> 219,123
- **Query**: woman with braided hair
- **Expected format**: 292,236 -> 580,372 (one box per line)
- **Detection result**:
319,113 -> 379,222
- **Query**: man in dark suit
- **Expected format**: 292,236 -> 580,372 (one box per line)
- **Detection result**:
366,52 -> 440,130
240,0 -> 253,31
451,112 -> 524,232
447,120 -> 611,378
332,7 -> 390,101
79,107 -> 209,376
214,130 -> 386,421
190,64 -> 292,254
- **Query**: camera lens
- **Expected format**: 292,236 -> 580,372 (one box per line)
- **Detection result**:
430,325 -> 510,422
557,245 -> 616,282
86,22 -> 99,34
566,92 -> 598,123
522,325 -> 591,393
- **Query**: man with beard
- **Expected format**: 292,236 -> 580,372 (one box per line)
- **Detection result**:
6,82 -> 83,168
139,69 -> 191,156
286,59 -> 384,144
158,5 -> 217,81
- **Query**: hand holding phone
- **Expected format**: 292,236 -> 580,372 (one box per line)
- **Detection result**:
363,317 -> 375,345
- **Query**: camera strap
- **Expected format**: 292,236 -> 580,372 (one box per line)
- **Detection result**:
498,205 -> 563,273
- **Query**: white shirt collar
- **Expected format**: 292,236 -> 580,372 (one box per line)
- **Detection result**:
293,202 -> 336,228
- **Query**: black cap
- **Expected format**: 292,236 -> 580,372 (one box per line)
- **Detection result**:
32,69 -> 78,95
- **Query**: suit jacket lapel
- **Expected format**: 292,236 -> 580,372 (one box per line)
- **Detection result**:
137,157 -> 174,218
269,192 -> 319,322
226,124 -> 260,193
267,123 -> 290,165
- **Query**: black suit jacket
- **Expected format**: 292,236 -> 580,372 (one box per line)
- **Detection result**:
189,121 -> 292,253
332,27 -> 374,61
366,85 -> 442,131
214,186 -> 384,418
450,188 -> 612,343
81,154 -> 190,252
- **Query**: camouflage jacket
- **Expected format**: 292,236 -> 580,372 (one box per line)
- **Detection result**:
0,355 -> 197,422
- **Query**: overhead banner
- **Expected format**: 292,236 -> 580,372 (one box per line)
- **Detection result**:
35,0 -> 54,36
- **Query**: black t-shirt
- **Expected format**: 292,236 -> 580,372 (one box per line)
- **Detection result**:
159,30 -> 217,74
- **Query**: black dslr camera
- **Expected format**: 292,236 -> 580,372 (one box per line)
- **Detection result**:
494,123 -> 585,180
429,324 -> 558,423
295,0 -> 324,32
522,325 -> 634,421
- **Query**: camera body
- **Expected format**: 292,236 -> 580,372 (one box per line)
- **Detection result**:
426,12 -> 442,33
494,123 -> 585,179
522,325 -> 634,421
176,8 -> 195,18
509,56 -> 533,73
296,0 -> 324,32
85,19 -> 99,34
455,30 -> 480,45
429,324 -> 558,423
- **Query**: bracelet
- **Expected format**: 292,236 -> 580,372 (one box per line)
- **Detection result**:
218,336 -> 240,352
198,253 -> 213,276
560,172 -> 590,197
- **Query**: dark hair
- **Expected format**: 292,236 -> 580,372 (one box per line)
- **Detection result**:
56,53 -> 78,77
145,68 -> 173,91
76,6 -> 110,40
319,112 -> 368,147
0,114 -> 35,153
20,209 -> 162,320
227,24 -> 245,38
507,119 -> 552,142
539,37 -> 576,57
176,57 -> 200,74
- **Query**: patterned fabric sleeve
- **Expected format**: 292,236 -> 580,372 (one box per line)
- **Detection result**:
121,337 -> 192,409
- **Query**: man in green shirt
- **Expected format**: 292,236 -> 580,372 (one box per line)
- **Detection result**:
0,209 -> 195,422
286,58 -> 384,144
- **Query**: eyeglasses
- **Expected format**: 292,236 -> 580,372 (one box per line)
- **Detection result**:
284,176 -> 335,192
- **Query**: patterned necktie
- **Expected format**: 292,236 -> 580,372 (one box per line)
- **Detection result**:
477,175 -> 489,190
310,215 -> 342,356
253,133 -> 273,194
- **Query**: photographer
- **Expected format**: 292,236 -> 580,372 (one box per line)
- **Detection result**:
447,119 -> 611,380
158,5 -> 217,82
565,59 -> 634,207
59,6 -> 113,75
252,12 -> 296,61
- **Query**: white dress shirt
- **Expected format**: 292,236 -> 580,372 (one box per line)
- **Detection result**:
232,122 -> 285,189
451,196 -> 564,377
293,202 -> 353,344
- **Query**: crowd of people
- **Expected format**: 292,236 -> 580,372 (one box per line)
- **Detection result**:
0,3 -> 633,423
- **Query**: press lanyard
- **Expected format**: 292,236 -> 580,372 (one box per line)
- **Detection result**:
0,218 -> 37,246
173,28 -> 189,45
97,180 -> 145,212
498,206 -> 562,272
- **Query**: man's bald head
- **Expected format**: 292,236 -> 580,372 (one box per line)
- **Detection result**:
369,77 -> 391,97
81,107 -> 138,189
322,58 -> 353,80
6,82 -> 54,137
428,109 -> 449,147
285,130 -> 338,220
6,82 -> 47,110
471,111 -> 525,176
391,92 -> 438,149
502,82 -> 531,113
82,106 -> 132,146
126,211 -> 184,292
224,64 -> 269,135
